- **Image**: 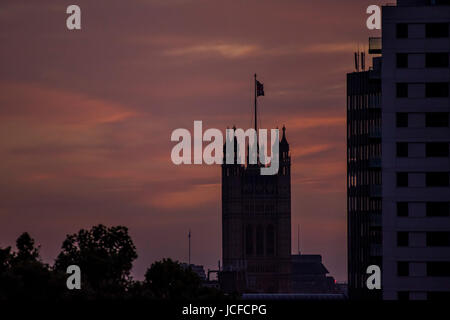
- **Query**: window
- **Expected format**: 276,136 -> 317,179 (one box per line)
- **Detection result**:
397,113 -> 409,127
398,291 -> 410,301
426,23 -> 449,38
428,292 -> 450,301
426,112 -> 449,127
426,53 -> 449,68
397,83 -> 409,98
397,142 -> 409,157
426,172 -> 449,187
397,232 -> 409,247
397,202 -> 409,217
427,232 -> 450,247
266,225 -> 275,256
426,142 -> 449,157
427,262 -> 450,277
245,225 -> 253,255
397,53 -> 408,68
427,202 -> 450,217
398,261 -> 409,276
397,172 -> 409,187
397,23 -> 408,38
426,82 -> 449,97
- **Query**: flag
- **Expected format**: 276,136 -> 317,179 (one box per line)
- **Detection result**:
256,80 -> 264,97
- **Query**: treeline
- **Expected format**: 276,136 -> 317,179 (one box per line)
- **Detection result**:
0,225 -> 227,300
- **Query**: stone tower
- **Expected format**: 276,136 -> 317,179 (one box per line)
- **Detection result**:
221,126 -> 291,293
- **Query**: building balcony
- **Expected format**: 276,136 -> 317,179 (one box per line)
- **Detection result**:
370,212 -> 382,227
369,157 -> 381,168
368,95 -> 381,109
369,127 -> 381,139
370,244 -> 382,257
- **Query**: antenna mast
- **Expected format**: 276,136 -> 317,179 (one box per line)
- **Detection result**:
188,229 -> 191,265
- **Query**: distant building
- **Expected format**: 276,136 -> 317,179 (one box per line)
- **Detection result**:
335,282 -> 348,297
220,80 -> 342,294
190,264 -> 207,281
181,263 -> 206,281
221,126 -> 292,293
347,56 -> 382,300
242,293 -> 345,300
291,254 -> 339,294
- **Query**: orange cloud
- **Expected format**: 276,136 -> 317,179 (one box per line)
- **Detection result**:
165,43 -> 260,59
0,82 -> 138,126
144,183 -> 220,210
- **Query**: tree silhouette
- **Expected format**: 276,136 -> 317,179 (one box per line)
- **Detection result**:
144,258 -> 200,299
15,232 -> 40,262
143,258 -> 225,300
0,232 -> 64,300
54,224 -> 137,298
1,227 -> 225,300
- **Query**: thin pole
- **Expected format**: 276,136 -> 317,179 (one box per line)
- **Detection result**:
254,74 -> 259,162
254,73 -> 257,132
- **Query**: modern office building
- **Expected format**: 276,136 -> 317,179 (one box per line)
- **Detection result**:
347,56 -> 382,300
381,0 -> 450,300
348,0 -> 450,300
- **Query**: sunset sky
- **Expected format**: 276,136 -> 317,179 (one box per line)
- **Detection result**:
0,0 -> 382,281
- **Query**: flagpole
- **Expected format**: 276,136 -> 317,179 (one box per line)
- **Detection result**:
254,73 -> 257,133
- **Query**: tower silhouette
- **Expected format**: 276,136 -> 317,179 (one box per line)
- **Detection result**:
221,126 -> 292,293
